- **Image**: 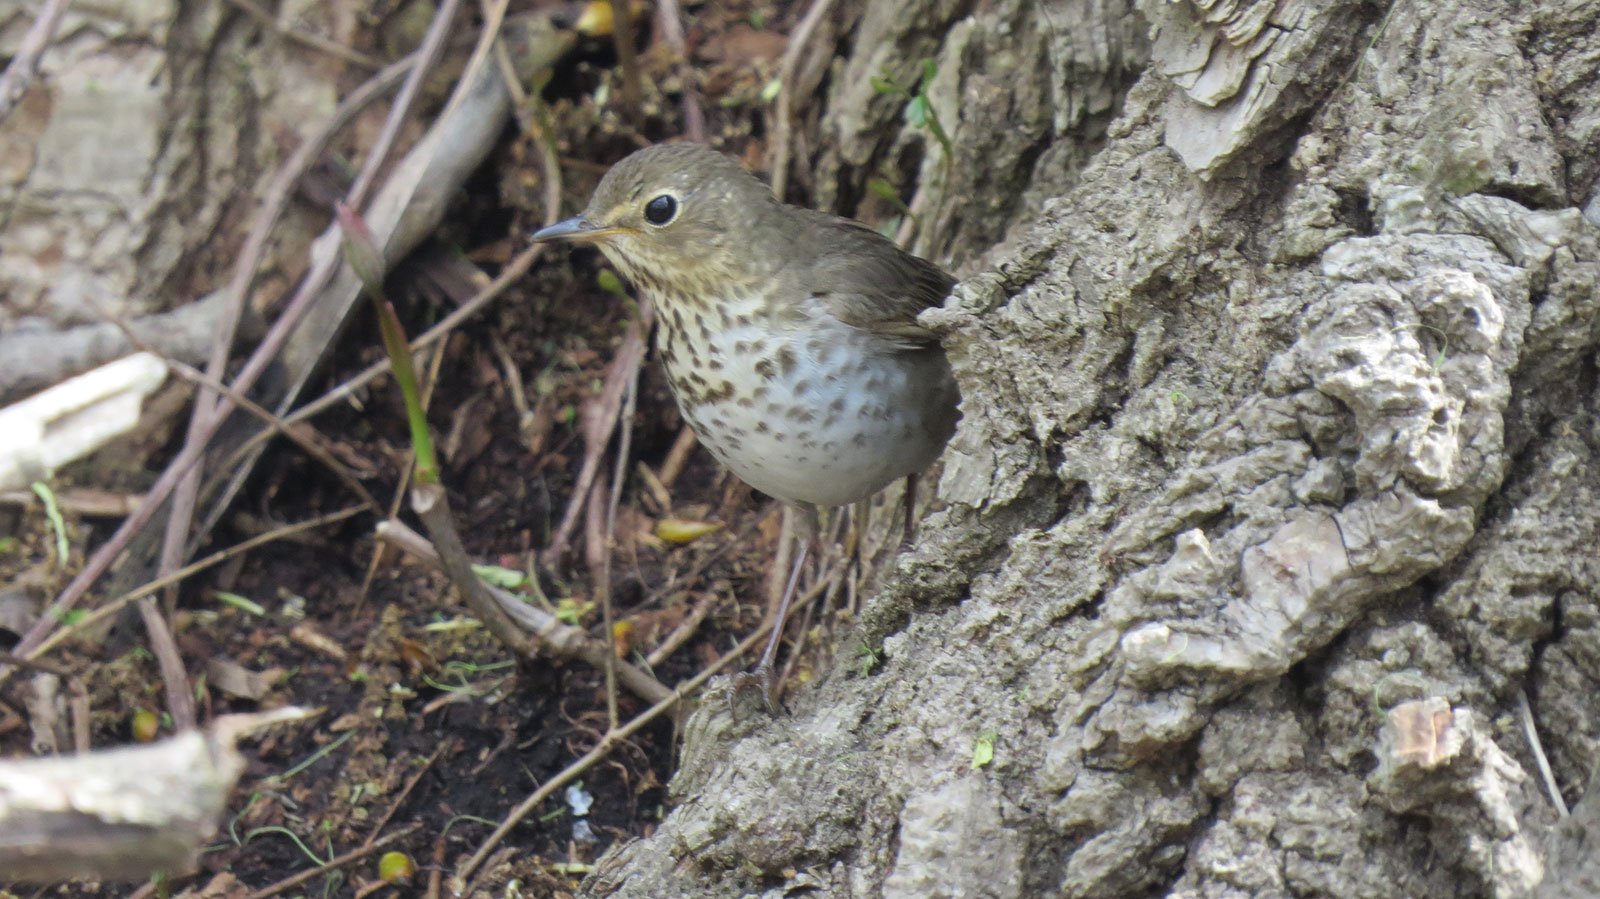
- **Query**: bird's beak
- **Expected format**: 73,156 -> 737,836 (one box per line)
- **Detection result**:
531,216 -> 627,242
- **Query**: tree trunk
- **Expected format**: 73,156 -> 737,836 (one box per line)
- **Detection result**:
584,0 -> 1600,896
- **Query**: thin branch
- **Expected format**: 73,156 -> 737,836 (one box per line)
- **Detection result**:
215,241 -> 547,477
0,0 -> 73,124
135,598 -> 195,731
131,344 -> 384,515
643,592 -> 714,667
768,0 -> 839,200
521,82 -> 565,228
363,739 -> 453,848
222,0 -> 385,70
543,313 -> 649,565
455,631 -> 755,885
242,823 -> 420,899
440,0 -> 511,127
11,6 -> 458,667
349,0 -> 464,207
655,425 -> 698,487
608,0 -> 644,125
653,0 -> 706,143
158,52 -> 414,590
1518,688 -> 1568,816
0,488 -> 142,517
374,519 -> 671,705
599,368 -> 641,730
14,507 -> 365,672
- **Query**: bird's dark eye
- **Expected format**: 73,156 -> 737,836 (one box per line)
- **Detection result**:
644,194 -> 677,225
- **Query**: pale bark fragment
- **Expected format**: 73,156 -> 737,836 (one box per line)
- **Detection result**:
0,708 -> 311,883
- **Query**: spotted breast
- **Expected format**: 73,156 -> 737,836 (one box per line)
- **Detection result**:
656,285 -> 957,509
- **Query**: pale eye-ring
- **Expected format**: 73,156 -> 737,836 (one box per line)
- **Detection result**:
644,194 -> 678,226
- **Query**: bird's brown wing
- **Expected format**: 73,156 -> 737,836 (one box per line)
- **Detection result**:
798,210 -> 956,349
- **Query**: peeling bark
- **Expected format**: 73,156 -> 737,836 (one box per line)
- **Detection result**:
584,1 -> 1600,896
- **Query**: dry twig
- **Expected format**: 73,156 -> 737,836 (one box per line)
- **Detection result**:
655,425 -> 699,487
160,52 -> 416,585
215,240 -> 547,477
222,0 -> 385,70
0,0 -> 72,123
364,739 -> 455,848
457,633 -> 747,884
544,310 -> 651,564
8,1 -> 468,669
608,0 -> 644,124
12,507 -> 364,673
768,0 -> 840,200
644,592 -> 715,667
241,823 -> 420,899
456,562 -> 843,884
1519,688 -> 1569,816
654,0 -> 706,143
599,369 -> 642,728
375,519 -> 671,704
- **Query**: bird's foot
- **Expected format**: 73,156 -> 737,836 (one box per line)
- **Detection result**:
730,663 -> 781,716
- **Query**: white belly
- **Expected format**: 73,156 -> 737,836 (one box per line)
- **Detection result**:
660,313 -> 954,508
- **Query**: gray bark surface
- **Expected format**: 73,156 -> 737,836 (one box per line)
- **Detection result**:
584,1 -> 1600,896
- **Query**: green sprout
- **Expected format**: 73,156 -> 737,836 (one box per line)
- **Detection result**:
870,58 -> 954,162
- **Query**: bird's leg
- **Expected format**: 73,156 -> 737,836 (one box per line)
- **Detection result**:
901,473 -> 919,549
850,498 -> 870,574
739,502 -> 819,711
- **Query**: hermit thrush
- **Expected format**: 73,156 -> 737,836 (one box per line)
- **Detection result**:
532,143 -> 959,701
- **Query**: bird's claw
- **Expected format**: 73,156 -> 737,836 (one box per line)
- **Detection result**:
730,664 -> 780,716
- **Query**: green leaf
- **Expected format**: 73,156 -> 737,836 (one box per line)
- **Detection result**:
375,299 -> 439,484
905,95 -> 928,129
866,178 -> 901,202
760,76 -> 782,104
920,57 -> 939,86
30,481 -> 68,565
855,638 -> 882,676
970,728 -> 998,769
212,590 -> 267,616
869,74 -> 900,95
472,564 -> 529,589
556,597 -> 593,626
596,269 -> 626,295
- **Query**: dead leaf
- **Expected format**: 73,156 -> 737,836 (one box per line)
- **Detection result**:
1389,699 -> 1456,767
289,621 -> 349,662
655,517 -> 722,545
698,25 -> 787,65
205,657 -> 286,701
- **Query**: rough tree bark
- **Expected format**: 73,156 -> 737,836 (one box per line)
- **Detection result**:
584,1 -> 1600,896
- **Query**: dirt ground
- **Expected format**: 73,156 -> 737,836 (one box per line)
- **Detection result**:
0,1 -> 880,894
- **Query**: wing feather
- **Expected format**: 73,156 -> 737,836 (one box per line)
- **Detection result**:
794,210 -> 956,349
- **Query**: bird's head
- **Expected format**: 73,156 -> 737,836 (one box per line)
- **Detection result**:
531,143 -> 781,302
